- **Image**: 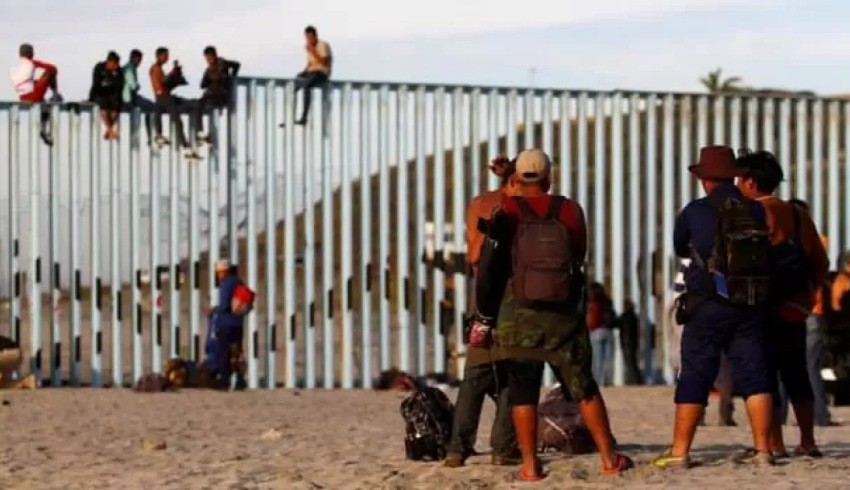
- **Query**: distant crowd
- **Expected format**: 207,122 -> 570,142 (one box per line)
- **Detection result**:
9,25 -> 333,159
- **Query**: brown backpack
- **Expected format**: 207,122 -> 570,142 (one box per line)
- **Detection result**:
511,196 -> 574,305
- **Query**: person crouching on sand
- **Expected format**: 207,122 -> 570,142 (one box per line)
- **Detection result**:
0,335 -> 37,389
472,149 -> 633,481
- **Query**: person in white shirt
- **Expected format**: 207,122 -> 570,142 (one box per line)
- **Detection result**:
10,43 -> 63,145
289,25 -> 332,126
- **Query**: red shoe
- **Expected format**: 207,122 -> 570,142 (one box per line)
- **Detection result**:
601,454 -> 635,475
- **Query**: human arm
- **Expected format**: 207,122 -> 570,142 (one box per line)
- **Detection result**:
150,65 -> 165,96
218,278 -> 237,314
124,65 -> 138,94
227,59 -> 241,78
673,208 -> 690,258
800,212 -> 829,289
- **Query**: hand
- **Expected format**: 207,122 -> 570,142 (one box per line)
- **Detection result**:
468,318 -> 493,348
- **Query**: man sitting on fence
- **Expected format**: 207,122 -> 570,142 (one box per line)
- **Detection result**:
196,46 -> 240,144
123,49 -> 160,146
149,47 -> 201,159
89,51 -> 125,141
10,43 -> 63,146
285,25 -> 332,126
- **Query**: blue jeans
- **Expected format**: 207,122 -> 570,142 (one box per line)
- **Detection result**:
590,328 -> 613,385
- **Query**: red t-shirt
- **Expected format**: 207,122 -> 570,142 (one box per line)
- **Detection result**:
501,195 -> 588,263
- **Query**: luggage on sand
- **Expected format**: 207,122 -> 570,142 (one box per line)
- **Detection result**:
400,387 -> 455,461
537,385 -> 597,455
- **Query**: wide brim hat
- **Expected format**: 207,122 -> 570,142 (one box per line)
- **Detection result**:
688,145 -> 743,180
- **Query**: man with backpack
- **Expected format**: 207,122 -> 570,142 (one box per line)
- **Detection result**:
444,156 -> 520,468
653,146 -> 775,469
472,148 -> 633,481
734,155 -> 828,458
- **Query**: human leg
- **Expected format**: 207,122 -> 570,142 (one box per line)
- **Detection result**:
506,359 -> 545,480
668,312 -> 723,459
445,363 -> 493,464
775,319 -> 817,451
725,309 -> 775,457
297,71 -> 328,124
590,329 -> 607,385
716,354 -> 736,426
490,361 -> 519,462
806,315 -> 833,426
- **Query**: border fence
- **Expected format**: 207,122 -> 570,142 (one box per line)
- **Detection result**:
1,77 -> 849,389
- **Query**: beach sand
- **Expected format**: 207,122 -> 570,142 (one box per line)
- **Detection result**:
1,386 -> 848,489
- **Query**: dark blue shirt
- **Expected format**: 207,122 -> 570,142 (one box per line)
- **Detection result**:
216,273 -> 244,329
673,182 -> 767,296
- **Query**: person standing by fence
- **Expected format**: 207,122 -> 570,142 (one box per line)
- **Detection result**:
585,282 -> 616,385
653,146 -> 775,469
735,152 -> 828,457
472,149 -> 633,481
10,43 -> 62,145
444,156 -> 520,468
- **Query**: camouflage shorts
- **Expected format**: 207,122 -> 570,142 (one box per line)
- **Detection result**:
494,286 -> 597,400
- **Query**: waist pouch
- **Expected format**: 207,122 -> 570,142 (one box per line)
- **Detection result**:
674,292 -> 707,325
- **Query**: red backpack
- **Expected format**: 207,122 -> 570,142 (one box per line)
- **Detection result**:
511,196 -> 574,305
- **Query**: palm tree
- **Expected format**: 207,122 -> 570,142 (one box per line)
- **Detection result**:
700,68 -> 743,93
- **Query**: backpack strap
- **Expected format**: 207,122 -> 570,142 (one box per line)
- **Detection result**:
791,205 -> 801,244
544,196 -> 566,220
514,197 -> 537,219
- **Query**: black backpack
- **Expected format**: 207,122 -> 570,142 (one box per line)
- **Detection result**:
400,387 -> 454,461
706,195 -> 771,306
769,206 -> 810,302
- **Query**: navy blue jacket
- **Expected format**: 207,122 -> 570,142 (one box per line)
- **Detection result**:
216,273 -> 244,330
673,182 -> 767,296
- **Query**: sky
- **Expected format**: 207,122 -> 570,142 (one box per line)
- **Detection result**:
1,0 -> 848,101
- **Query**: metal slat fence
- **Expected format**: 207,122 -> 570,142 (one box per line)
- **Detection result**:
1,78 -> 848,388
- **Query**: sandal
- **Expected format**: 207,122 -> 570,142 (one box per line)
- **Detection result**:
602,453 -> 635,475
794,446 -> 824,459
516,468 -> 544,482
651,449 -> 691,470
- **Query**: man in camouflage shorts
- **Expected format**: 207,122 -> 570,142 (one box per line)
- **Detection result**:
470,149 -> 633,481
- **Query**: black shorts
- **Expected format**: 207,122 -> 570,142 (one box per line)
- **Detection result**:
504,359 -> 593,406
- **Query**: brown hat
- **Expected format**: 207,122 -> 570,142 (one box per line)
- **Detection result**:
688,145 -> 742,180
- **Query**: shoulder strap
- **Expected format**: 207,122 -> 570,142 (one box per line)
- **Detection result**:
544,196 -> 566,220
514,197 -> 537,219
791,205 -> 800,244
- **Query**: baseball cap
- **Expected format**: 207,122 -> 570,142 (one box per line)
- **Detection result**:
515,149 -> 551,183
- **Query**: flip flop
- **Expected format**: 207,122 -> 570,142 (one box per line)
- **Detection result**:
602,453 -> 636,475
515,466 -> 545,482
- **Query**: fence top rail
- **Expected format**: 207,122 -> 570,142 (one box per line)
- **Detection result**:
0,81 -> 844,112
234,76 -> 846,103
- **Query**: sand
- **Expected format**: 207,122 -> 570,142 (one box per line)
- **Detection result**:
0,386 -> 848,489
